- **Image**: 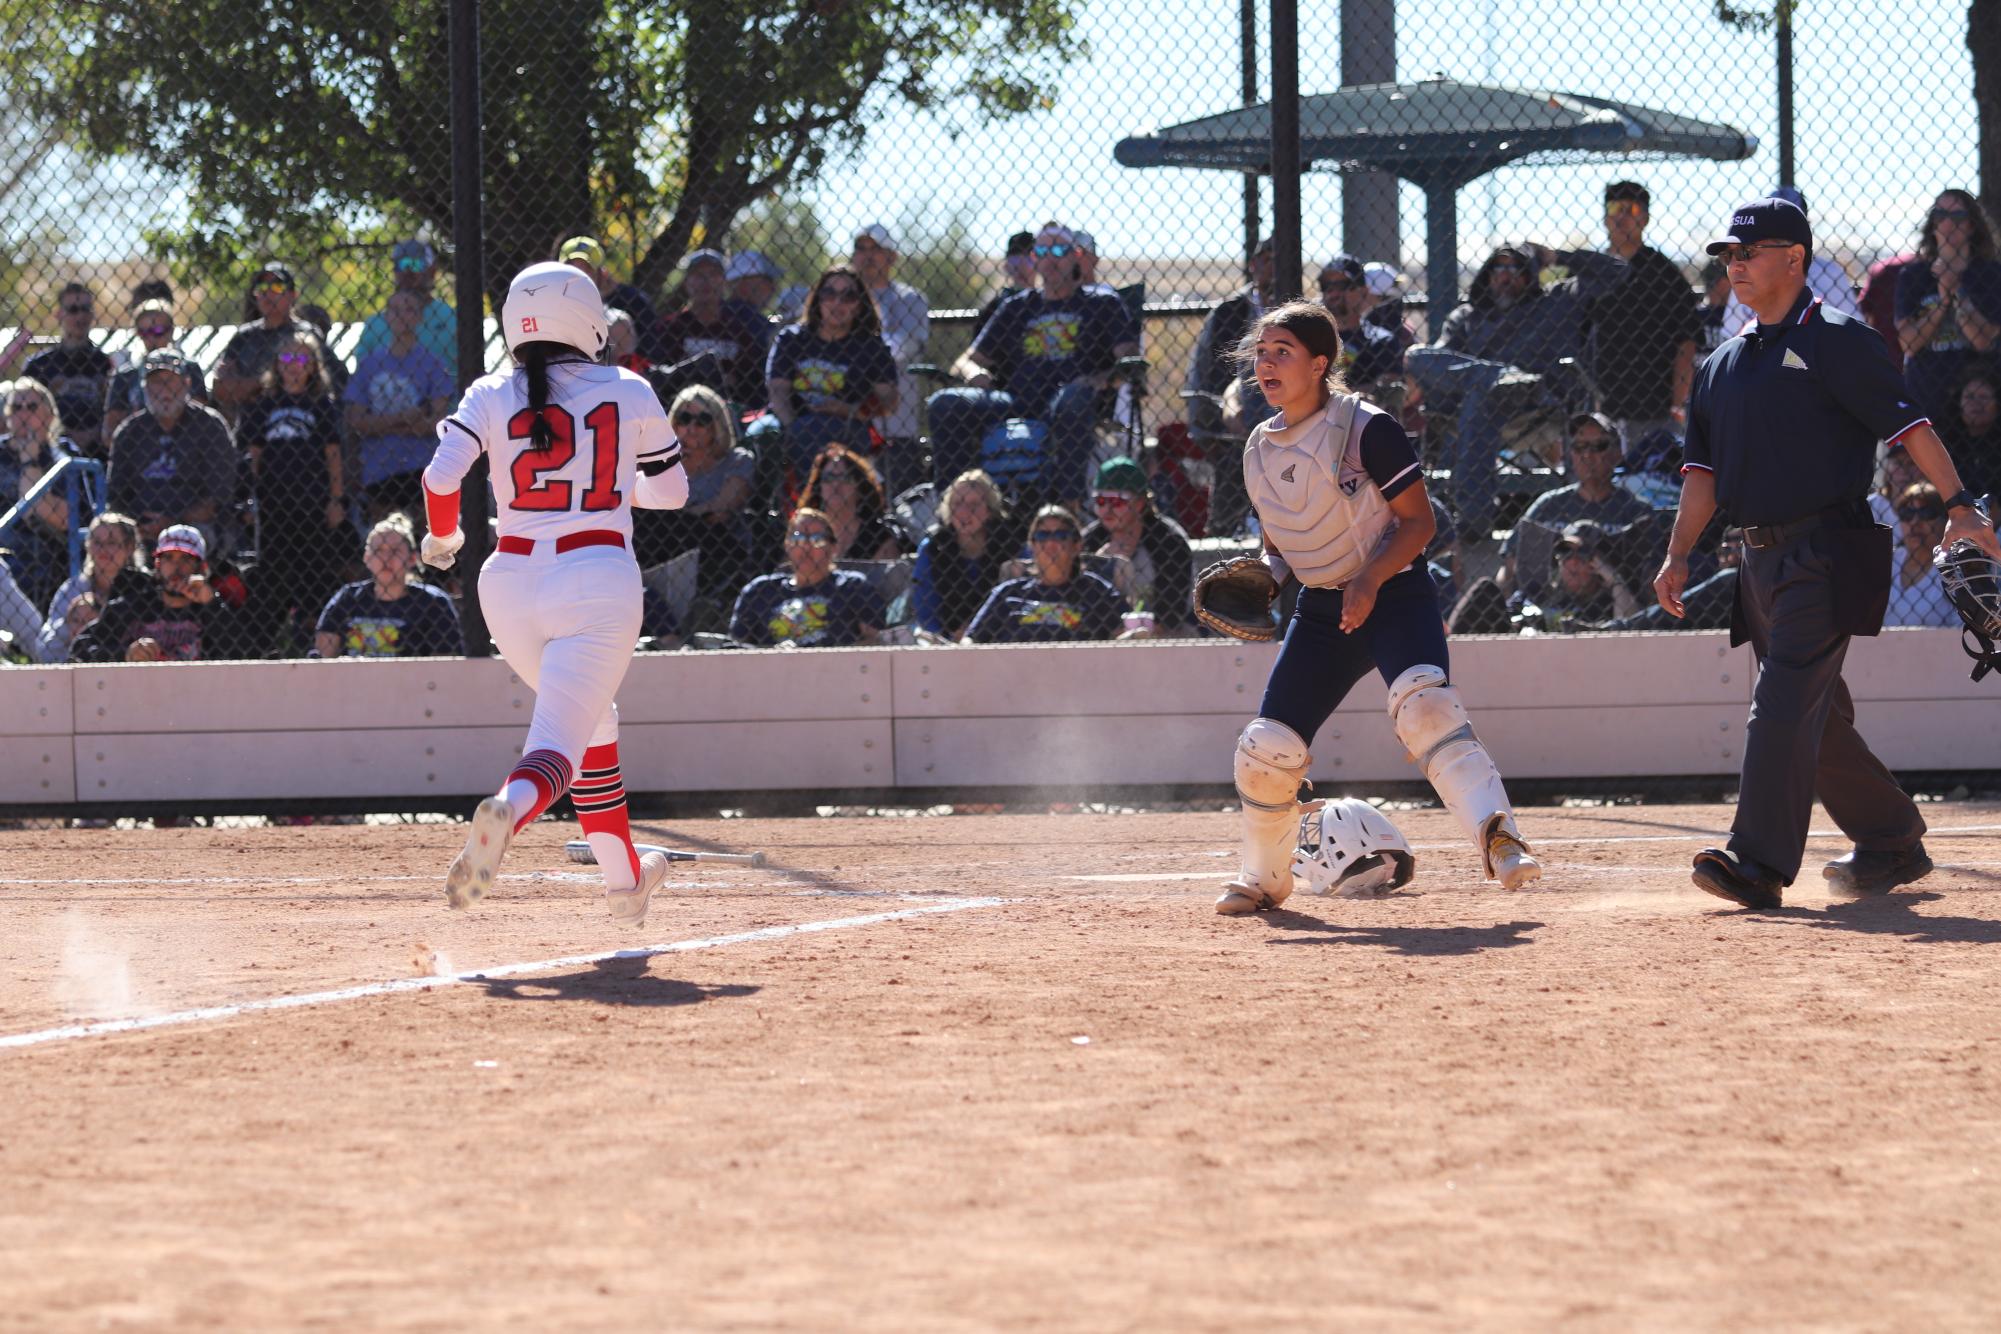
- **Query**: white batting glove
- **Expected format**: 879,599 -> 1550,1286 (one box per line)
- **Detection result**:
420,529 -> 465,570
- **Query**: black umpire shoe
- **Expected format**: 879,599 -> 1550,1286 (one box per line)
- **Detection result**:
1823,844 -> 1934,897
1692,848 -> 1784,910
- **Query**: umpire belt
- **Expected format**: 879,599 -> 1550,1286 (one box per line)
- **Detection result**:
494,529 -> 626,556
1740,502 -> 1870,550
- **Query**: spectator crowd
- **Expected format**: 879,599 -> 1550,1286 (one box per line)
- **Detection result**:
3,182 -> 1993,661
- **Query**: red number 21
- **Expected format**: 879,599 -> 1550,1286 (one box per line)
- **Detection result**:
507,402 -> 623,511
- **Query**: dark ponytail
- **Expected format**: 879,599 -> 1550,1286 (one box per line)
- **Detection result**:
524,344 -> 553,448
1231,299 -> 1348,397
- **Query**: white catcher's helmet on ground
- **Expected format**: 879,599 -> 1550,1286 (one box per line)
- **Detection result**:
1293,798 -> 1416,898
503,261 -> 608,359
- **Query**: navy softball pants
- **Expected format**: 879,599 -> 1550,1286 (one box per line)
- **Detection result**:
1257,565 -> 1449,745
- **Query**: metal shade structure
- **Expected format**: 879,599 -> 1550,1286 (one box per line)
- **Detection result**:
1116,77 -> 1758,312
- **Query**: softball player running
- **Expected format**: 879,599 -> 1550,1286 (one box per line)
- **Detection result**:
419,261 -> 690,927
1215,300 -> 1540,915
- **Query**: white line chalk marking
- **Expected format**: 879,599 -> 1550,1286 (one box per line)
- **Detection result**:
0,897 -> 1009,1052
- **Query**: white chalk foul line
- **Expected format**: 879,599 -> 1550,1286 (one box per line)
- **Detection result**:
0,896 -> 1011,1052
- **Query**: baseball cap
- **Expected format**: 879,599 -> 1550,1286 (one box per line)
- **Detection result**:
1320,253 -> 1365,284
1072,229 -> 1098,255
1094,455 -> 1148,496
1553,520 -> 1606,558
681,248 -> 727,274
1363,262 -> 1402,297
1770,185 -> 1810,216
854,223 -> 898,253
142,347 -> 191,379
1566,410 -> 1616,439
391,239 -> 434,268
252,261 -> 295,288
1705,197 -> 1812,256
725,250 -> 779,282
1252,235 -> 1274,256
558,236 -> 604,267
1005,231 -> 1035,257
154,524 -> 207,564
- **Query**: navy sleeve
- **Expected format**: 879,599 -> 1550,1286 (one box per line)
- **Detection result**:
970,294 -> 1020,365
1109,291 -> 1141,348
1087,574 -> 1129,637
1893,264 -> 1934,323
1962,260 -> 2001,325
765,326 -> 797,384
1819,318 -> 1929,441
1683,362 -> 1715,472
314,584 -> 355,641
729,577 -> 773,645
1358,411 -> 1422,500
963,580 -> 1014,643
413,588 -> 465,656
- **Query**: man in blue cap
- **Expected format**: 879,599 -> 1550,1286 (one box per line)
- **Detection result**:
1653,196 -> 2001,909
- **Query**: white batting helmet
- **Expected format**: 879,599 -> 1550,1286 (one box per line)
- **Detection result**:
502,261 -> 608,359
1293,798 -> 1416,898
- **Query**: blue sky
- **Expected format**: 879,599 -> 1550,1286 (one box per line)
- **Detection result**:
803,0 -> 1978,281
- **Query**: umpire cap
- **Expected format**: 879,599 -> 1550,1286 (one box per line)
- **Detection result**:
1706,198 -> 1812,256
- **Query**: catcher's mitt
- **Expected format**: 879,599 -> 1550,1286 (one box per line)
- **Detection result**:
1193,555 -> 1280,641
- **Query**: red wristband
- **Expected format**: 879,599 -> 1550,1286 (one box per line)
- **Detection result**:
423,483 -> 460,537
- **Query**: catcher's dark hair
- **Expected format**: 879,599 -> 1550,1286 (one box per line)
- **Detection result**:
1233,300 -> 1348,397
513,339 -> 589,449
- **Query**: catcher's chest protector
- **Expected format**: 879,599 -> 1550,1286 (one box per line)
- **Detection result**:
1243,393 -> 1395,589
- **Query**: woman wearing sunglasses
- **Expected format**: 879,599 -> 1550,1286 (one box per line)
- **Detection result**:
1895,189 -> 2001,422
757,264 -> 898,484
238,333 -> 353,651
631,384 -> 758,607
796,442 -> 903,561
1884,482 -> 1958,628
962,504 -> 1127,644
0,377 -> 81,609
728,506 -> 884,648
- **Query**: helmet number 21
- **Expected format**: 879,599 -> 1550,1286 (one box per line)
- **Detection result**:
507,402 -> 622,511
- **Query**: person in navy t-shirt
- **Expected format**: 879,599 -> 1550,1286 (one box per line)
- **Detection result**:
314,515 -> 464,658
728,506 -> 885,647
926,224 -> 1140,501
964,504 -> 1128,643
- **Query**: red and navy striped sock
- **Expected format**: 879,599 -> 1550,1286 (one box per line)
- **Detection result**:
573,743 -> 641,887
502,749 -> 573,835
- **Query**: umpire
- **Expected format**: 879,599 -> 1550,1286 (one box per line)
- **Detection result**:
1654,196 -> 2001,908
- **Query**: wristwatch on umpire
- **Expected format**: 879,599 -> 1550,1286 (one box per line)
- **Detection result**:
1943,488 -> 1979,514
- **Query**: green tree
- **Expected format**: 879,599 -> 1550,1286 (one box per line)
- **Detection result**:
0,0 -> 1084,312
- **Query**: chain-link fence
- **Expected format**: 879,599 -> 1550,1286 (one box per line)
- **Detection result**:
0,0 -> 1988,671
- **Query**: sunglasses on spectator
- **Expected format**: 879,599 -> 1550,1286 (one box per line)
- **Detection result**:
1033,243 -> 1074,258
1030,528 -> 1080,543
1091,492 -> 1136,508
1490,262 -> 1528,274
277,351 -> 315,366
673,411 -> 714,426
395,256 -> 429,273
1931,207 -> 1973,223
1604,200 -> 1646,218
820,286 -> 863,302
1319,277 -> 1359,292
7,398 -> 45,413
253,280 -> 291,295
1571,438 -> 1615,454
136,323 -> 171,338
1718,242 -> 1794,265
1898,505 -> 1946,522
786,530 -> 836,547
62,303 -> 92,315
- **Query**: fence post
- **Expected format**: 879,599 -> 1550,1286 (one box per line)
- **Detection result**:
450,0 -> 492,656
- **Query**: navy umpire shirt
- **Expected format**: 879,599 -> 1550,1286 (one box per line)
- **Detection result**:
1684,287 -> 1928,526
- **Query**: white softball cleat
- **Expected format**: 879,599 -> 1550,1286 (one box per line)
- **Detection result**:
445,796 -> 515,910
1214,871 -> 1294,916
1488,830 -> 1542,890
606,850 -> 670,929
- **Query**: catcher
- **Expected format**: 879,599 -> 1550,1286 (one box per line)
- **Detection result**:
1196,300 -> 1540,914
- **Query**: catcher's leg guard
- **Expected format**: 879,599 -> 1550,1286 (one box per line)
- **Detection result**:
1218,717 -> 1311,915
1388,666 -> 1540,888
